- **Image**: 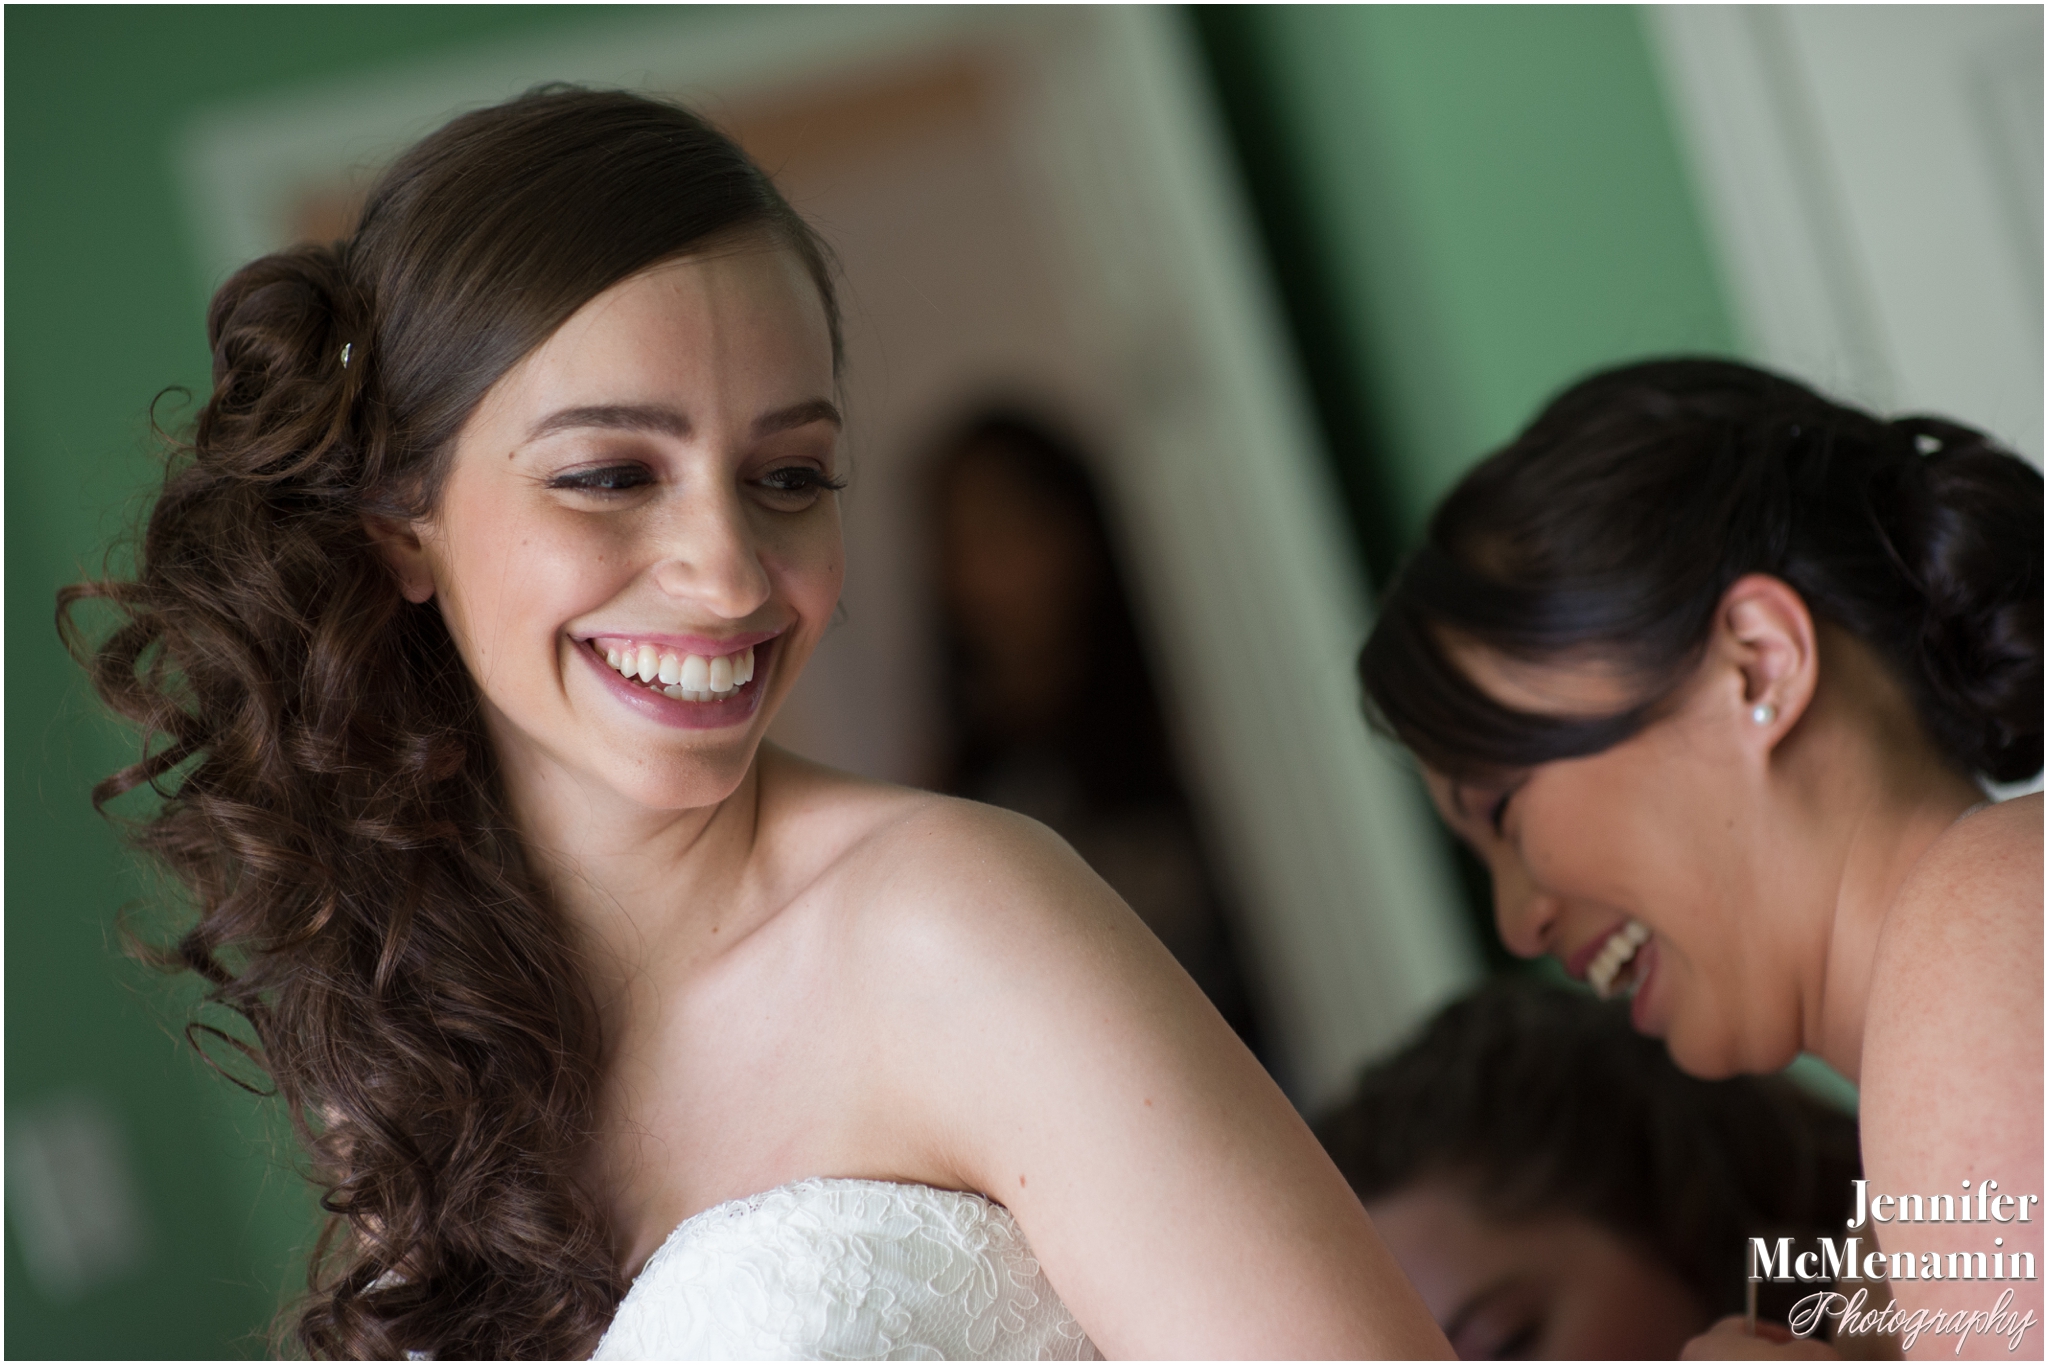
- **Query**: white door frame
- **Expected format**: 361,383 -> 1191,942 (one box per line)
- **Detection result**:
1648,5 -> 2043,466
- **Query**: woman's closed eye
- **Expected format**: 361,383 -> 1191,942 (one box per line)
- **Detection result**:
544,463 -> 655,496
1452,778 -> 1523,840
1486,788 -> 1516,837
753,464 -> 847,506
1448,1283 -> 1545,1359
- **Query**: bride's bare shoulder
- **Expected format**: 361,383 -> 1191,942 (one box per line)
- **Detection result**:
753,744 -> 1121,936
844,786 -> 1121,942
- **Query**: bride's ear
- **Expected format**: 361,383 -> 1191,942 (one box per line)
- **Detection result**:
1713,573 -> 1818,746
363,514 -> 437,604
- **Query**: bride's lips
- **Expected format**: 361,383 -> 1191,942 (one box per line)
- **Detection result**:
572,631 -> 776,731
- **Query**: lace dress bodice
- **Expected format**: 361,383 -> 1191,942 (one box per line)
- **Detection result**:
592,1178 -> 1099,1361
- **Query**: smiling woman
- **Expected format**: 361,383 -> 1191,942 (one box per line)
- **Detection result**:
58,87 -> 1448,1361
1359,358 -> 2042,1355
371,251 -> 847,788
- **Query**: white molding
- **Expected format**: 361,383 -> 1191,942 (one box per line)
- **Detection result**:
1015,10 -> 1476,1106
1648,4 -> 2043,465
177,5 -> 1477,1111
177,8 -> 991,291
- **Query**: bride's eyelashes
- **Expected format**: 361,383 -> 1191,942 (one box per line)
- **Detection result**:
752,464 -> 846,507
545,462 -> 656,495
540,462 -> 845,505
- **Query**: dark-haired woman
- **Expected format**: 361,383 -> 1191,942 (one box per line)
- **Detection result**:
1360,359 -> 2041,1358
63,88 -> 1447,1360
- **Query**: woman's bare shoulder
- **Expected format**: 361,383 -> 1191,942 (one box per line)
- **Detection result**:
750,757 -> 1447,1356
1883,792 -> 2041,959
840,784 -> 1133,962
1863,793 -> 2040,1181
1918,790 -> 2039,884
753,744 -> 1126,954
761,747 -> 1200,1084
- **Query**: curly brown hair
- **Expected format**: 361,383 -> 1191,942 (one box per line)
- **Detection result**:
58,86 -> 840,1359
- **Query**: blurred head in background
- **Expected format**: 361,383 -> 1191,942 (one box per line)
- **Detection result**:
929,411 -> 1263,1048
1319,978 -> 1861,1359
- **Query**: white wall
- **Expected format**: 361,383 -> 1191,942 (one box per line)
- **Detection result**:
1650,5 -> 2043,466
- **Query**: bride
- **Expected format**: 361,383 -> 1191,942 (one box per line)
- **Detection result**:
65,87 -> 1447,1359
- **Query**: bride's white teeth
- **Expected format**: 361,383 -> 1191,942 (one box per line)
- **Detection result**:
595,639 -> 763,701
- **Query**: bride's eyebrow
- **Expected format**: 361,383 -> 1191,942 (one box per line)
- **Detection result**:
527,403 -> 690,441
753,398 -> 842,437
522,399 -> 841,444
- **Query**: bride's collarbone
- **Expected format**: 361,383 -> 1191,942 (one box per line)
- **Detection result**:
593,781 -> 1082,1268
593,917 -> 956,1267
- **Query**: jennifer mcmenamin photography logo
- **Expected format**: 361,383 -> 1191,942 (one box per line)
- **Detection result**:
1749,1179 -> 2039,1354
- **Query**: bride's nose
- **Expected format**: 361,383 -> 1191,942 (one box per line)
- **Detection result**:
645,488 -> 771,620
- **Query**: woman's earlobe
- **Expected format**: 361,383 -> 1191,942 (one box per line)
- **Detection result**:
1719,574 -> 1819,737
362,514 -> 437,604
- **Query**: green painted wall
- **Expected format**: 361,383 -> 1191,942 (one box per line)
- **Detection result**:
1199,5 -> 1738,569
4,9 -> 630,1357
6,6 -> 1738,1356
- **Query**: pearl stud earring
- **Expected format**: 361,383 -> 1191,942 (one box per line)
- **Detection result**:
1752,703 -> 1777,725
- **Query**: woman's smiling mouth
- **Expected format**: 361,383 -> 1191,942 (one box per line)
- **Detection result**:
594,637 -> 757,701
1581,919 -> 1653,1001
574,631 -> 778,728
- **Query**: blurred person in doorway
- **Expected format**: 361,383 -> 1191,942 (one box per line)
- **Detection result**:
1319,977 -> 1869,1360
930,411 -> 1265,1052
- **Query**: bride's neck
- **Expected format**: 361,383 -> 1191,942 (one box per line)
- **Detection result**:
494,735 -> 773,1015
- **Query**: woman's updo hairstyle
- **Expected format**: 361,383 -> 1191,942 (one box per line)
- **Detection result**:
60,87 -> 838,1359
1361,358 -> 2041,784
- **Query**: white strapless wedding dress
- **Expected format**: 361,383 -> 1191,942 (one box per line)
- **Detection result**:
592,1178 -> 1100,1360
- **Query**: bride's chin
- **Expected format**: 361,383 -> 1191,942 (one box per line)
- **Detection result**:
597,742 -> 762,811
